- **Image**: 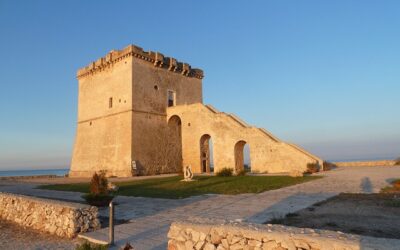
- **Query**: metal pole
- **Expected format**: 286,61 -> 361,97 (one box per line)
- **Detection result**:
109,201 -> 114,246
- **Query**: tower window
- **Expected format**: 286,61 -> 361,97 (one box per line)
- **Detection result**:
167,90 -> 176,107
109,97 -> 113,108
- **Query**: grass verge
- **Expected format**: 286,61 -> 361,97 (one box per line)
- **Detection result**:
38,175 -> 321,199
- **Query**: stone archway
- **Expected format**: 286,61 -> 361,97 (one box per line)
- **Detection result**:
167,115 -> 183,173
199,134 -> 213,173
234,140 -> 247,173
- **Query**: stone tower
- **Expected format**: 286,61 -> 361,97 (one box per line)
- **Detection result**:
69,45 -> 204,177
70,44 -> 323,178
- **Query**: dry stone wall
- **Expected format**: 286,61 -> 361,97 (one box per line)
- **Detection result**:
168,219 -> 400,250
333,160 -> 397,167
0,192 -> 100,238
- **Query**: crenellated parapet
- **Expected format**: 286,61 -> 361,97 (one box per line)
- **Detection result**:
77,44 -> 204,79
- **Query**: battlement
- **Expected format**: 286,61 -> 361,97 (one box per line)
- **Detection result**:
77,44 -> 204,79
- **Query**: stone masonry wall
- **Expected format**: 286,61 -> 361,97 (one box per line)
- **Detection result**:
168,220 -> 400,250
333,160 -> 397,167
0,192 -> 100,238
70,44 -> 203,178
167,104 -> 322,174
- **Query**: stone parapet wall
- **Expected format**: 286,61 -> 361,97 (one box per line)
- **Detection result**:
167,219 -> 400,250
0,192 -> 100,238
77,44 -> 204,79
334,160 -> 397,167
0,174 -> 61,180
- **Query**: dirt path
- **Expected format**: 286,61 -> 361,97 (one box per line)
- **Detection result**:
268,193 -> 400,239
0,219 -> 82,250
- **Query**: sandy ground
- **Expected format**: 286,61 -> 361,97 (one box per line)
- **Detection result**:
269,193 -> 400,239
0,219 -> 83,250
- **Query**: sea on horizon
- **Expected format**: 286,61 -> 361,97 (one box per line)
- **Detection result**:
0,156 -> 396,178
0,168 -> 69,177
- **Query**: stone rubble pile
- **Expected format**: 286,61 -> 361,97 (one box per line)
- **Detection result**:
167,220 -> 399,250
0,192 -> 100,238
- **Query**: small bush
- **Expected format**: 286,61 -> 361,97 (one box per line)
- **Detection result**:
90,171 -> 108,196
84,172 -> 114,207
236,169 -> 247,176
75,241 -> 108,250
121,243 -> 134,250
216,167 -> 233,177
395,157 -> 400,166
392,179 -> 400,189
304,162 -> 320,174
380,179 -> 400,193
384,199 -> 400,207
322,161 -> 336,171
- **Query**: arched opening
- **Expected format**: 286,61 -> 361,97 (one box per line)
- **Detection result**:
200,134 -> 214,173
234,140 -> 250,173
167,115 -> 182,173
244,143 -> 251,172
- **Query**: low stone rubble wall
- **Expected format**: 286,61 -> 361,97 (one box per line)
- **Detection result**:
168,219 -> 400,250
0,192 -> 100,238
333,160 -> 397,167
0,174 -> 61,180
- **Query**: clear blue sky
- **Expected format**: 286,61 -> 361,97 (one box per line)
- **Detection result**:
1,0 -> 399,170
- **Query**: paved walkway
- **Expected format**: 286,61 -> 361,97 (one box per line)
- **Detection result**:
1,166 -> 399,249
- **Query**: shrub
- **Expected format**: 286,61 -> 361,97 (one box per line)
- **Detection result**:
380,179 -> 400,193
304,162 -> 320,174
392,179 -> 400,189
322,161 -> 336,171
121,243 -> 134,250
395,157 -> 400,166
84,171 -> 114,207
90,172 -> 108,196
75,241 -> 108,250
384,199 -> 400,207
216,167 -> 233,177
236,169 -> 247,176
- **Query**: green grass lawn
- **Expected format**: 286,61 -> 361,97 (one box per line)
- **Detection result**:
38,175 -> 321,199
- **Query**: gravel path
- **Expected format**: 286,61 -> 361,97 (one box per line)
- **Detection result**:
0,219 -> 82,250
